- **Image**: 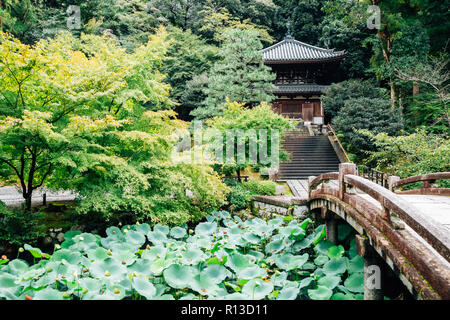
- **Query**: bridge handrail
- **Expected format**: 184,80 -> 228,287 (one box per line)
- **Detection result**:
308,172 -> 338,193
327,124 -> 351,163
308,164 -> 450,262
391,172 -> 450,189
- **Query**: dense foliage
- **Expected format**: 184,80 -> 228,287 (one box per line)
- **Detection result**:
0,212 -> 364,300
364,129 -> 450,183
333,97 -> 404,161
191,29 -> 276,119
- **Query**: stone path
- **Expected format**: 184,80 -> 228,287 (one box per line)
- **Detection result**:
0,186 -> 76,208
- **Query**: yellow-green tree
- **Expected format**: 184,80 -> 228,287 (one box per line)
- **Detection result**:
0,29 -> 228,223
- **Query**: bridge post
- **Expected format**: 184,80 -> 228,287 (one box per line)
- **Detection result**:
356,235 -> 384,300
388,176 -> 400,192
322,207 -> 338,244
339,163 -> 357,200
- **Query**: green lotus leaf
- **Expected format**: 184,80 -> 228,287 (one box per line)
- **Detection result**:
63,230 -> 82,242
328,245 -> 345,259
163,264 -> 196,289
195,222 -> 217,236
154,224 -> 170,235
78,278 -> 102,293
314,255 -> 329,266
190,273 -> 220,296
34,288 -> 64,300
170,227 -> 187,239
242,232 -> 261,245
344,272 -> 364,293
0,288 -> 18,300
242,278 -> 274,300
128,259 -> 154,277
0,273 -> 17,288
299,277 -> 314,289
274,253 -> 309,271
202,264 -> 229,283
150,258 -> 166,275
314,240 -> 334,255
347,255 -> 364,274
331,292 -> 356,300
293,235 -> 314,250
24,244 -> 50,259
87,247 -> 109,262
237,265 -> 267,280
318,275 -> 341,290
299,218 -> 312,230
125,230 -> 146,246
90,258 -> 128,279
6,259 -> 29,275
277,286 -> 300,300
222,292 -> 249,300
111,249 -> 137,266
313,225 -> 326,245
308,285 -> 333,300
135,223 -> 151,235
323,257 -> 347,275
181,247 -> 205,265
147,231 -> 168,244
266,239 -> 286,254
226,253 -> 253,272
51,249 -> 82,265
106,226 -> 123,239
132,276 -> 157,299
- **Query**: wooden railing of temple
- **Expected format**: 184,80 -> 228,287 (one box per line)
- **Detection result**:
308,163 -> 450,300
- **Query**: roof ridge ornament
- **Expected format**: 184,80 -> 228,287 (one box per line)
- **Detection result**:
284,21 -> 294,40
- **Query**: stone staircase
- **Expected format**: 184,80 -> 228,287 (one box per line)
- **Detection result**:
279,129 -> 341,180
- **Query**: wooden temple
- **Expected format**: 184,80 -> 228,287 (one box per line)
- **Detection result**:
261,32 -> 346,125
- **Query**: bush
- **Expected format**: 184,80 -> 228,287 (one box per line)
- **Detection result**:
226,180 -> 278,212
323,79 -> 388,122
333,97 -> 404,161
242,180 -> 277,196
0,202 -> 45,247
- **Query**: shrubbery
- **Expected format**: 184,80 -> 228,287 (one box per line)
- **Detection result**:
225,180 -> 277,212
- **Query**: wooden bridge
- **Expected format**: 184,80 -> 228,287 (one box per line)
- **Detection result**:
307,163 -> 450,300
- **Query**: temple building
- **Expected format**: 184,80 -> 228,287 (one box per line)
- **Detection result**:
261,33 -> 346,125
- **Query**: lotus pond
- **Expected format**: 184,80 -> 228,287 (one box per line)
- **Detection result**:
0,211 -> 365,300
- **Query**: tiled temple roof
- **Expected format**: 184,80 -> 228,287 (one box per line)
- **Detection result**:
261,38 -> 346,63
272,84 -> 329,94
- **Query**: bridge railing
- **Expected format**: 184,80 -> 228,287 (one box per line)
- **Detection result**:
357,165 -> 391,188
308,163 -> 450,263
389,172 -> 450,196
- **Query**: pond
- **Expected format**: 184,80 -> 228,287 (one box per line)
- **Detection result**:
0,211 -> 365,300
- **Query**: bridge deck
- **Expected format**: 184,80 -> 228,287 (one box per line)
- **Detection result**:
358,193 -> 450,230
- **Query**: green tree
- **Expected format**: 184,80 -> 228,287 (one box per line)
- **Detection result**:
333,97 -> 404,161
160,27 -> 219,120
323,79 -> 388,122
191,28 -> 276,119
205,101 -> 294,181
364,129 -> 450,183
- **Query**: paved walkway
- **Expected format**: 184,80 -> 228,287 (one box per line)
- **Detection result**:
0,186 -> 76,207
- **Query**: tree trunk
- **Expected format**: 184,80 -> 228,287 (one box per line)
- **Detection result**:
412,82 -> 420,96
236,169 -> 242,183
389,79 -> 397,109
